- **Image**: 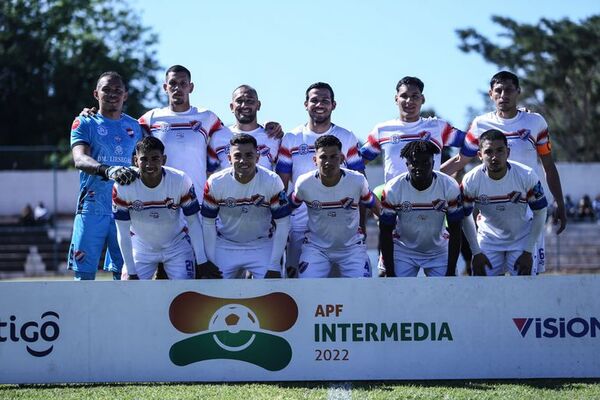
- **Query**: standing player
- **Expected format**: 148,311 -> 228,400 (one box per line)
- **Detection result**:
276,82 -> 365,276
113,136 -> 209,279
379,141 -> 463,277
202,134 -> 290,279
68,71 -> 142,280
442,71 -> 566,273
360,76 -> 471,181
289,135 -> 378,278
210,85 -> 280,171
461,129 -> 548,276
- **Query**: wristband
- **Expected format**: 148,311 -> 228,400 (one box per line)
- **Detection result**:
96,164 -> 109,179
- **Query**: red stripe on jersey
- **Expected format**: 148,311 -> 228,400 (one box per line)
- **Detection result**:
112,187 -> 129,207
278,146 -> 292,158
138,117 -> 151,134
465,131 -> 479,146
207,146 -> 218,158
208,119 -> 223,136
367,134 -> 381,150
71,119 -> 80,130
441,123 -> 453,145
347,146 -> 359,157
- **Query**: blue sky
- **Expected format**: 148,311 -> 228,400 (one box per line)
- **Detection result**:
135,0 -> 598,141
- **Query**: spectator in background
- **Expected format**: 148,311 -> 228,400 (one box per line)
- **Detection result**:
20,204 -> 35,226
564,195 -> 577,219
34,202 -> 50,223
593,195 -> 600,220
577,195 -> 595,222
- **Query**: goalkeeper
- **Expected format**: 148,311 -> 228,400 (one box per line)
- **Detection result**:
67,71 -> 143,280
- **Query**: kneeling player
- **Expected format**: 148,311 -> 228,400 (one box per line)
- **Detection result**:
112,136 -> 208,279
461,129 -> 547,276
290,135 -> 378,278
380,140 -> 463,277
202,134 -> 290,279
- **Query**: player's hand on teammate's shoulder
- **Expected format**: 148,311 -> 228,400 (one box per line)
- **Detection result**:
264,270 -> 282,279
515,251 -> 533,276
103,166 -> 139,185
196,261 -> 223,279
471,253 -> 491,276
79,106 -> 98,117
264,121 -> 283,139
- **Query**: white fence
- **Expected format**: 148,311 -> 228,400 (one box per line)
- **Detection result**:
1,276 -> 599,384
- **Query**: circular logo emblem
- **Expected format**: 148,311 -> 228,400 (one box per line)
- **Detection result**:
419,130 -> 431,140
225,197 -> 237,208
311,200 -> 322,210
114,145 -> 123,156
209,304 -> 259,352
131,200 -> 144,211
401,201 -> 413,212
391,135 -> 401,144
298,143 -> 309,155
97,126 -> 108,136
158,122 -> 170,134
479,194 -> 490,205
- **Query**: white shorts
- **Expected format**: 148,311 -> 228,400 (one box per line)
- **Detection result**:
298,242 -> 371,278
480,248 -> 523,276
533,232 -> 545,274
285,230 -> 305,277
393,248 -> 447,277
214,238 -> 273,279
131,234 -> 195,280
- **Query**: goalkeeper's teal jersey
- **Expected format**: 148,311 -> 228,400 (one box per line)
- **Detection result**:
70,114 -> 143,215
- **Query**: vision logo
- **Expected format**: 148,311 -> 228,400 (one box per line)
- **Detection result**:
513,317 -> 600,338
169,291 -> 298,371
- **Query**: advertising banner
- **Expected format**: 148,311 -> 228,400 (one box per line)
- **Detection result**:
1,276 -> 599,383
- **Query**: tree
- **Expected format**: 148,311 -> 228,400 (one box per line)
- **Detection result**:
457,15 -> 600,162
0,0 -> 162,168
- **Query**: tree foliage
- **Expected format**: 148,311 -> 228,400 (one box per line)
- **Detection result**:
457,15 -> 600,161
0,0 -> 162,166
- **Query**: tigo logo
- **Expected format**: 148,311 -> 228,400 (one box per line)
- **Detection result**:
513,317 -> 600,338
169,292 -> 298,371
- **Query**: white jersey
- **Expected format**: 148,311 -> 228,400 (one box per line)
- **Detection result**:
112,166 -> 200,250
462,161 -> 548,251
360,117 -> 469,182
380,171 -> 463,257
201,166 -> 290,244
276,123 -> 365,230
290,169 -> 375,249
138,106 -> 228,201
209,125 -> 280,171
464,110 -> 552,169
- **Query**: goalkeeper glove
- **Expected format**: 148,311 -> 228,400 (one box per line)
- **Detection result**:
97,164 -> 138,185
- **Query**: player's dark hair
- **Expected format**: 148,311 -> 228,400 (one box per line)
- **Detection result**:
479,129 -> 508,147
136,136 -> 165,154
232,84 -> 258,99
490,71 -> 520,89
305,82 -> 335,102
166,65 -> 191,81
396,76 -> 424,93
230,133 -> 258,149
96,71 -> 127,91
400,140 -> 439,160
314,135 -> 342,151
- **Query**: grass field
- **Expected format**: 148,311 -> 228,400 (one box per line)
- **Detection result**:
2,380 -> 600,400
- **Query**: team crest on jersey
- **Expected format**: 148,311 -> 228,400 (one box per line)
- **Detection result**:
157,122 -> 171,134
478,194 -> 490,205
131,200 -> 144,211
432,199 -> 447,211
310,200 -> 322,210
341,197 -> 355,210
251,195 -> 265,206
225,197 -> 237,208
125,127 -> 135,137
391,134 -> 401,144
114,145 -> 123,156
190,120 -> 203,132
97,126 -> 108,136
73,250 -> 85,262
516,129 -> 531,140
298,144 -> 310,155
418,130 -> 432,141
258,145 -> 270,157
509,191 -> 522,203
165,197 -> 177,210
400,201 -> 413,212
71,119 -> 80,130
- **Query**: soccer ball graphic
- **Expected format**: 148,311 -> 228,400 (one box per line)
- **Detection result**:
209,304 -> 259,351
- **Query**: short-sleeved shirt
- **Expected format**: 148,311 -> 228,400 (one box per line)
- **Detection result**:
289,169 -> 375,249
138,106 -> 228,200
112,166 -> 200,251
380,171 -> 463,257
276,123 -> 365,230
463,110 -> 552,169
461,161 -> 548,251
209,125 -> 281,171
360,117 -> 469,182
70,113 -> 143,215
201,166 -> 290,244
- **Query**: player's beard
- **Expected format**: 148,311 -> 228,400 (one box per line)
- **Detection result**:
236,113 -> 256,124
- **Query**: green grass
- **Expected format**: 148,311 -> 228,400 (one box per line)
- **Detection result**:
2,380 -> 600,400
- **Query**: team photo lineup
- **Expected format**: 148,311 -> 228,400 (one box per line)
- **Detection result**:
67,64 -> 566,281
